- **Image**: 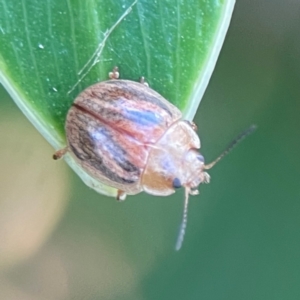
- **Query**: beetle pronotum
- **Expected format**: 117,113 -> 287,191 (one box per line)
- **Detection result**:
54,67 -> 255,250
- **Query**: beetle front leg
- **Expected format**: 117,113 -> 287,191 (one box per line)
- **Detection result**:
53,147 -> 68,160
201,172 -> 210,184
116,190 -> 127,201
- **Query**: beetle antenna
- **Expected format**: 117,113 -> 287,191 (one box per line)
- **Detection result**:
204,125 -> 257,170
175,188 -> 190,251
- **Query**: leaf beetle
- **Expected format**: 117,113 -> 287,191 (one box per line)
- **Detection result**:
54,67 -> 255,250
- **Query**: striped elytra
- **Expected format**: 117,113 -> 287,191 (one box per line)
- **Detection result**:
65,79 -> 208,198
54,68 -> 214,250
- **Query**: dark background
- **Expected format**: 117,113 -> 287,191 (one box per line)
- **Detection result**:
0,0 -> 300,299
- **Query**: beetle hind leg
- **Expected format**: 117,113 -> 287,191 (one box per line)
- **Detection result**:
53,147 -> 68,160
116,190 -> 127,201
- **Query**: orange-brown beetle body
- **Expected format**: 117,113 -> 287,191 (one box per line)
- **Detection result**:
65,79 -> 208,199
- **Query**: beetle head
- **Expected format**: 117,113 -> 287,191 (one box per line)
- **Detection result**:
174,150 -> 210,192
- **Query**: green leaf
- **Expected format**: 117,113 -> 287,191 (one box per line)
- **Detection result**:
0,0 -> 235,197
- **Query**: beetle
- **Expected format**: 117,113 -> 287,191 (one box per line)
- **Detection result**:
54,67 -> 255,250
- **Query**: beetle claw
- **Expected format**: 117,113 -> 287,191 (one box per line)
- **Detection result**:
109,66 -> 119,79
139,76 -> 149,87
53,147 -> 68,160
189,189 -> 199,196
116,190 -> 127,201
201,172 -> 210,184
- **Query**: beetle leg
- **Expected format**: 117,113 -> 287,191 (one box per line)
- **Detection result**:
190,121 -> 198,131
200,172 -> 210,184
53,147 -> 68,160
189,189 -> 199,196
139,76 -> 149,87
184,120 -> 198,131
116,190 -> 127,201
109,66 -> 119,79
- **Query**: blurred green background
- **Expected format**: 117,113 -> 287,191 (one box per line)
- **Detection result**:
1,0 -> 300,299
